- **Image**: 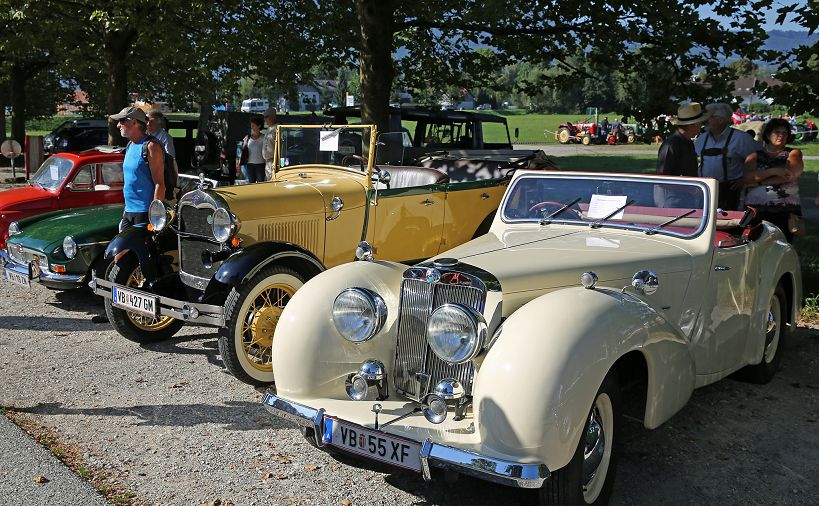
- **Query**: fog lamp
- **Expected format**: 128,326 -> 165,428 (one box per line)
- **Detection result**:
345,359 -> 389,401
346,375 -> 370,401
355,241 -> 373,261
422,394 -> 448,424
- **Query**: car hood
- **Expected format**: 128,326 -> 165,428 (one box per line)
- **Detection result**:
434,225 -> 693,296
0,185 -> 56,212
9,204 -> 123,253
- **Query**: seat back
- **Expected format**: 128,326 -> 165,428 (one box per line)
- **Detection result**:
376,166 -> 449,189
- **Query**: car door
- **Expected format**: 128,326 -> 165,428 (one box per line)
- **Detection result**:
96,162 -> 125,204
58,164 -> 97,209
691,241 -> 759,374
368,185 -> 445,262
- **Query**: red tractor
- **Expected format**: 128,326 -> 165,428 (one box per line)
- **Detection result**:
553,120 -> 598,145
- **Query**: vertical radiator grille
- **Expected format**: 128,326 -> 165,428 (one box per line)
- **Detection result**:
393,278 -> 485,400
179,204 -> 214,238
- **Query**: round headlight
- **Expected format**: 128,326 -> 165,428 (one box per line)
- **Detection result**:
148,199 -> 169,232
427,304 -> 487,364
332,288 -> 387,342
212,207 -> 235,243
8,222 -> 20,235
62,235 -> 77,259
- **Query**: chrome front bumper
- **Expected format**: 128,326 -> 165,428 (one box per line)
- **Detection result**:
90,275 -> 226,326
262,392 -> 550,489
2,251 -> 85,287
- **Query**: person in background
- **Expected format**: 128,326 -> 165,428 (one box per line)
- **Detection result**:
694,103 -> 759,210
146,109 -> 175,159
262,108 -> 278,180
655,102 -> 708,207
243,115 -> 266,183
600,116 -> 609,139
744,118 -> 804,242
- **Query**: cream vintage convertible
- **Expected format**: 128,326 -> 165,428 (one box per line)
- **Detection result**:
262,171 -> 801,505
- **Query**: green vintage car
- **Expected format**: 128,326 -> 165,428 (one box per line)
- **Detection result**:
2,204 -> 123,290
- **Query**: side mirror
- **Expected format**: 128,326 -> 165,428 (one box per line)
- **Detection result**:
65,182 -> 74,190
377,169 -> 391,185
631,270 -> 659,296
514,127 -> 519,140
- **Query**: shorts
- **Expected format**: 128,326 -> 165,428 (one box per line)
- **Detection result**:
119,211 -> 149,233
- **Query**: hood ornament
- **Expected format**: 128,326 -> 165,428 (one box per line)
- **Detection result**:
372,403 -> 382,430
197,172 -> 206,191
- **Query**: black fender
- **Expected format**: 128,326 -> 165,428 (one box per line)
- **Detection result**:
211,241 -> 325,289
103,227 -> 176,282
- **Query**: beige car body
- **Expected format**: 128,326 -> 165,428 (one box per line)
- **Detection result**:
265,171 -> 801,486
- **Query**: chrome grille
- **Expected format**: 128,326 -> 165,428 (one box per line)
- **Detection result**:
179,237 -> 222,284
393,277 -> 485,400
6,244 -> 49,270
179,204 -> 214,238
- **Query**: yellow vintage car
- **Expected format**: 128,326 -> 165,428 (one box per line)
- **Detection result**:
262,171 -> 801,504
92,125 -> 548,385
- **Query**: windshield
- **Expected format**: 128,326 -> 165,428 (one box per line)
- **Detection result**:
30,156 -> 75,190
502,175 -> 709,238
279,126 -> 372,169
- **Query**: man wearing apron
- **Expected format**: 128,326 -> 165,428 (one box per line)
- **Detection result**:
694,103 -> 760,210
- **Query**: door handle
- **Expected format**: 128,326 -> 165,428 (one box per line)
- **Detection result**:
421,199 -> 435,206
480,193 -> 490,200
714,265 -> 731,271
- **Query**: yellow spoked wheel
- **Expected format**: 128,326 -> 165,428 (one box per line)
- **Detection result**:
125,267 -> 177,332
219,265 -> 305,385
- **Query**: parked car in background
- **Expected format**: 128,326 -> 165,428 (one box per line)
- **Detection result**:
43,119 -> 108,155
91,124 -> 547,386
0,148 -> 124,249
263,171 -> 800,505
240,98 -> 270,113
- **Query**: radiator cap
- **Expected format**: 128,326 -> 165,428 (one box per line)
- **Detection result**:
433,257 -> 459,268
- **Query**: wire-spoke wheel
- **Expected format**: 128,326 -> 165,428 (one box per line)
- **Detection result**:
539,370 -> 620,506
105,255 -> 183,343
219,264 -> 305,385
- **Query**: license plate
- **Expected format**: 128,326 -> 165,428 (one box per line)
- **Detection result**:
322,417 -> 422,472
111,284 -> 158,318
3,268 -> 30,288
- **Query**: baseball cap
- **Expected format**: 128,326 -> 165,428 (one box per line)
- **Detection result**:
109,106 -> 147,124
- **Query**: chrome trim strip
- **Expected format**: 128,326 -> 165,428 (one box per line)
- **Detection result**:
261,393 -> 550,488
76,240 -> 110,248
91,277 -> 225,326
179,270 -> 211,291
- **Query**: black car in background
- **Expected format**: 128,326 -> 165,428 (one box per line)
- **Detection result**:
43,119 -> 108,155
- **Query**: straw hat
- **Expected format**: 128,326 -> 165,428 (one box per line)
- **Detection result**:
671,102 -> 708,126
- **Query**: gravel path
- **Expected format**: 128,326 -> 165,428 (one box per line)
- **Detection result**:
0,279 -> 817,505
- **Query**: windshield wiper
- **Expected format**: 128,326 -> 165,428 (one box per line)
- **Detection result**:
540,196 -> 582,225
590,199 -> 635,229
645,209 -> 697,235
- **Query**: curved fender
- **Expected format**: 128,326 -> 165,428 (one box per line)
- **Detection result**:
472,286 -> 695,473
213,241 -> 325,287
103,226 -> 158,279
272,260 -> 406,397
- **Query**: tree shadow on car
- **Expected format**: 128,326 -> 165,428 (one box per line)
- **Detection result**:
12,401 -> 290,432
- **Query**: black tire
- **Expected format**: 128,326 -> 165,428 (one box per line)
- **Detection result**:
218,264 -> 305,386
737,285 -> 787,384
539,371 -> 621,506
104,254 -> 184,343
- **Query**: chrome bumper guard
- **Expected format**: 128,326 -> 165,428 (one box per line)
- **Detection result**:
90,275 -> 226,326
262,392 -> 550,489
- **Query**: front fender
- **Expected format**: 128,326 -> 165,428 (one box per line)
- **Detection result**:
272,260 -> 406,397
104,227 -> 164,281
473,286 -> 695,472
213,241 -> 325,286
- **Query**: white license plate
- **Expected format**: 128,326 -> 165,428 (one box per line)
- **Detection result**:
322,417 -> 422,472
3,268 -> 30,288
111,285 -> 158,318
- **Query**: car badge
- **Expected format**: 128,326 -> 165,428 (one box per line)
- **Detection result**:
193,194 -> 202,205
441,272 -> 472,287
424,268 -> 440,284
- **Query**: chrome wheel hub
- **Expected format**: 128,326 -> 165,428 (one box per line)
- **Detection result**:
581,392 -> 613,503
763,296 -> 781,363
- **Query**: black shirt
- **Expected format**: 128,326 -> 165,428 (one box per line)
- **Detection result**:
657,130 -> 698,177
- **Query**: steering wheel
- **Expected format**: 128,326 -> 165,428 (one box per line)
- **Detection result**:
528,200 -> 582,219
341,154 -> 367,171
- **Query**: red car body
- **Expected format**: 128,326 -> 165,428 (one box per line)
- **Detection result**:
0,149 -> 124,248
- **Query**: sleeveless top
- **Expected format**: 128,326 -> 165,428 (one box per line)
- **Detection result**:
123,136 -> 155,213
745,148 -> 800,207
246,134 -> 264,164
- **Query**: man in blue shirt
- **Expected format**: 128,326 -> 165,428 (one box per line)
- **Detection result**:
109,106 -> 166,231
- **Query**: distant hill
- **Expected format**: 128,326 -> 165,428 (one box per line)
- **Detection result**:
763,30 -> 817,52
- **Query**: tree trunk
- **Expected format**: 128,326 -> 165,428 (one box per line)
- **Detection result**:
0,90 -> 6,142
197,90 -> 213,133
9,64 -> 27,146
104,29 -> 136,146
355,0 -> 394,136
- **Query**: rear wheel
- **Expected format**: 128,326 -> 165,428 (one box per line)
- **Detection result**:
219,265 -> 305,385
105,255 -> 183,343
539,371 -> 620,506
557,128 -> 571,144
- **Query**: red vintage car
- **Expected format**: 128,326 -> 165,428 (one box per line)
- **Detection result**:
0,148 -> 124,248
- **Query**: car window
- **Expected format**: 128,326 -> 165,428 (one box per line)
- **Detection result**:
30,156 -> 75,190
100,162 -> 124,187
71,165 -> 95,189
502,175 -> 708,238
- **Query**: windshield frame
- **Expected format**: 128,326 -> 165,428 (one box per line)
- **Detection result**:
499,173 -> 711,240
29,155 -> 75,191
273,124 -> 377,186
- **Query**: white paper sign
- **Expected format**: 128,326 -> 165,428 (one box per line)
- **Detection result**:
587,194 -> 628,220
345,94 -> 355,107
319,130 -> 339,151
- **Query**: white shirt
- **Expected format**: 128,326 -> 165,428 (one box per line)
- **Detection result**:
246,135 -> 264,164
694,125 -> 759,181
149,128 -> 175,158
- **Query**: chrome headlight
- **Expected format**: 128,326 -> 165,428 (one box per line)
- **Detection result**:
148,199 -> 170,232
332,288 -> 387,342
427,304 -> 487,364
212,207 -> 238,243
62,236 -> 77,259
8,222 -> 20,235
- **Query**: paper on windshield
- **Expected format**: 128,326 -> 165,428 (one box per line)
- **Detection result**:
319,130 -> 339,151
588,194 -> 628,220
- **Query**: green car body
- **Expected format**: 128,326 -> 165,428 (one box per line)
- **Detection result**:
2,204 -> 123,290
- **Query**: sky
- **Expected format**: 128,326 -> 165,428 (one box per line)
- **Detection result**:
697,0 -> 808,31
